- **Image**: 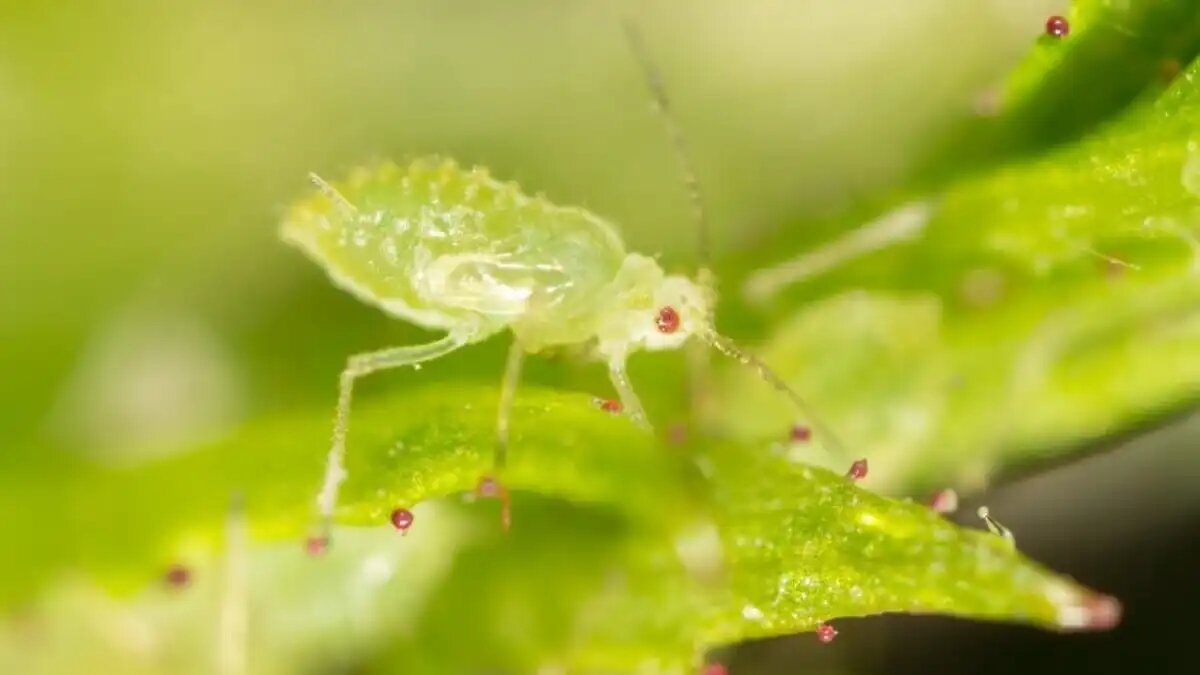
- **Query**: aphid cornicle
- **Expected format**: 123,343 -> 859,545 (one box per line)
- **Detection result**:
283,22 -> 844,542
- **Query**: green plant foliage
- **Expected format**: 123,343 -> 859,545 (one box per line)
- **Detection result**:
718,59 -> 1200,495
0,386 -> 1119,674
3,4 -> 1196,674
922,0 -> 1200,176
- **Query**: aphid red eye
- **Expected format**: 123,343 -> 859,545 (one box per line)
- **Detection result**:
816,622 -> 838,643
655,306 -> 681,334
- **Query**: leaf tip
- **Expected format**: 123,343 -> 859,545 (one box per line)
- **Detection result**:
1045,580 -> 1123,632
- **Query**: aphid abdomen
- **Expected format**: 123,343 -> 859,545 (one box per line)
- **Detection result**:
281,157 -> 626,343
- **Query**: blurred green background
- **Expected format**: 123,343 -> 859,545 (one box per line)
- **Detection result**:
2,1 -> 1198,674
0,0 -> 1051,452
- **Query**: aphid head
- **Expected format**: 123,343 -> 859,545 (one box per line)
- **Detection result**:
600,256 -> 846,457
598,254 -> 712,356
645,275 -> 710,350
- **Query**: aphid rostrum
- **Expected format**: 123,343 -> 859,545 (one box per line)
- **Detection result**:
282,22 -> 843,542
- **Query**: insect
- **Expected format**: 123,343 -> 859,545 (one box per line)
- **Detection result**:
281,21 -> 843,545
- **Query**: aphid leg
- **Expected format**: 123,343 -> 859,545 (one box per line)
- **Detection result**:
607,358 -> 652,430
481,340 -> 525,531
495,340 -> 525,470
218,493 -> 248,675
315,333 -> 470,543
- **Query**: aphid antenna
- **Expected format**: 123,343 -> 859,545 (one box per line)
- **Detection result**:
701,328 -> 848,458
1082,245 -> 1141,272
624,18 -> 848,457
308,171 -> 359,219
622,17 -> 722,432
620,17 -> 713,290
218,492 -> 249,675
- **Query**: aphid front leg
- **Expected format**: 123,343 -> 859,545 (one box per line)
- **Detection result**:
480,340 -> 525,531
315,332 -> 471,542
607,357 -> 652,430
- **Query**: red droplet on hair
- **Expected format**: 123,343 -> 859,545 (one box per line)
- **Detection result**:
846,458 -> 869,481
1045,15 -> 1069,37
667,422 -> 689,445
598,398 -> 623,414
816,622 -> 838,643
390,508 -> 414,533
655,306 -> 681,334
702,664 -> 729,675
476,476 -> 500,498
789,424 -> 812,442
1083,594 -> 1122,630
929,488 -> 959,514
476,476 -> 512,533
164,564 -> 191,588
305,536 -> 328,557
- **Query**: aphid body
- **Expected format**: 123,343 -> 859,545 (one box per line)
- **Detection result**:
284,158 -> 710,383
284,158 -> 725,529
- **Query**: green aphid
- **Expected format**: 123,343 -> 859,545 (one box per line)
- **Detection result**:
281,24 -> 840,541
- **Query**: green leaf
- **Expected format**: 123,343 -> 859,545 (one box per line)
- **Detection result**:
921,0 -> 1200,177
719,58 -> 1200,495
0,385 -> 1118,673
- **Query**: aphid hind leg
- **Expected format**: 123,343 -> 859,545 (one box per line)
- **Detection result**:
315,333 -> 470,542
607,358 -> 652,430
